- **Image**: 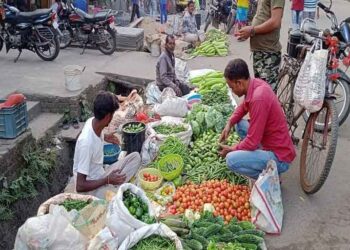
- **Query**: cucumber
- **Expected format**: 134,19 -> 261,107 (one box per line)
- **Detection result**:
161,218 -> 188,228
169,226 -> 190,236
227,224 -> 243,234
235,229 -> 265,238
184,239 -> 203,250
203,224 -> 222,237
217,232 -> 235,242
191,233 -> 209,248
238,221 -> 256,230
236,234 -> 264,245
192,221 -> 215,228
240,243 -> 258,250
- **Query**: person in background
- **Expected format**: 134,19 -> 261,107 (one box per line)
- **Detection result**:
130,0 -> 141,23
236,0 -> 285,91
160,0 -> 167,24
182,1 -> 203,44
73,91 -> 141,199
156,35 -> 194,96
234,0 -> 250,39
219,59 -> 296,181
149,0 -> 158,18
290,0 -> 304,30
303,0 -> 319,20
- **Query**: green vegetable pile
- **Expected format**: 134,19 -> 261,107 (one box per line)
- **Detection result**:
61,199 -> 90,212
154,124 -> 187,135
190,71 -> 230,106
130,235 -> 176,250
182,212 -> 265,250
123,123 -> 145,133
192,29 -> 229,57
158,137 -> 189,160
186,103 -> 234,138
123,190 -> 155,224
159,162 -> 177,172
185,130 -> 246,184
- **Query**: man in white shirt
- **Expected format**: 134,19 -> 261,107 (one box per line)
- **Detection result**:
73,91 -> 141,199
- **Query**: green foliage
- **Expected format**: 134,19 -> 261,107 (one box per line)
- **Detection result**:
0,144 -> 57,221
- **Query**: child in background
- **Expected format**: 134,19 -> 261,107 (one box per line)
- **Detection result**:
235,0 -> 249,40
291,0 -> 304,30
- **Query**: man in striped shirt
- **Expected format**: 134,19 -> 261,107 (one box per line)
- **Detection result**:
303,0 -> 319,20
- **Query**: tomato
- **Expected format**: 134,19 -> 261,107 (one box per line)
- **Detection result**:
244,202 -> 250,209
220,196 -> 226,202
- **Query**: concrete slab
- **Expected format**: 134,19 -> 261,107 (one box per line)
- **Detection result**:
26,101 -> 41,122
28,113 -> 63,141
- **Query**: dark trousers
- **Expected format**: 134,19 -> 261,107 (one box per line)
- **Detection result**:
130,3 -> 140,23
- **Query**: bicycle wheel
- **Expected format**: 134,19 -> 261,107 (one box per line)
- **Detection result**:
300,99 -> 338,194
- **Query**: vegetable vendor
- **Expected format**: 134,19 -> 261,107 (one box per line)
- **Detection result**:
156,35 -> 194,96
219,59 -> 296,180
72,91 -> 141,199
182,1 -> 205,44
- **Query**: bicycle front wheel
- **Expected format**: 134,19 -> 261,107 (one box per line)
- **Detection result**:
300,99 -> 338,194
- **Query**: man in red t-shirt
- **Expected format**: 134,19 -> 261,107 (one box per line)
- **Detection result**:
291,0 -> 304,30
219,59 -> 296,179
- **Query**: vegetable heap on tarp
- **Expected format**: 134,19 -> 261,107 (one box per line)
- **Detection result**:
192,29 -> 229,57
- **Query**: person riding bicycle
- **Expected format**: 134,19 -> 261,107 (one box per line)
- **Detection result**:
219,59 -> 296,180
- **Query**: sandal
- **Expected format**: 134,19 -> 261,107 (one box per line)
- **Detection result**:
72,118 -> 80,129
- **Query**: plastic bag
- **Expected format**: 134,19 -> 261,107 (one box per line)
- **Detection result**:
146,81 -> 162,105
250,160 -> 283,234
141,135 -> 159,166
106,183 -> 155,245
154,97 -> 189,117
118,223 -> 183,250
104,91 -> 144,134
37,193 -> 99,216
87,227 -> 118,250
146,117 -> 193,146
294,39 -> 328,113
14,212 -> 88,250
175,58 -> 190,85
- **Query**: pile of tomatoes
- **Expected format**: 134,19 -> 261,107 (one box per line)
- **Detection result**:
169,180 -> 251,223
143,173 -> 159,182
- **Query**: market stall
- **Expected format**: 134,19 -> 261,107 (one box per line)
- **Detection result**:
14,69 -> 281,250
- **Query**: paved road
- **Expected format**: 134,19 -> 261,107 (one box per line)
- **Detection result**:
1,0 -> 349,248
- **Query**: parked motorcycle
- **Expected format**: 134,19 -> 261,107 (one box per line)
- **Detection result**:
204,0 -> 234,34
287,0 -> 350,126
58,4 -> 117,55
0,4 -> 60,62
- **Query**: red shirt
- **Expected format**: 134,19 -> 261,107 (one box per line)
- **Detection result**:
229,78 -> 296,163
292,0 -> 304,11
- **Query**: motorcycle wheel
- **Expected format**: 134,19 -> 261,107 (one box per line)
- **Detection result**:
97,27 -> 116,55
204,14 -> 212,32
59,26 -> 73,49
34,29 -> 60,61
226,11 -> 236,34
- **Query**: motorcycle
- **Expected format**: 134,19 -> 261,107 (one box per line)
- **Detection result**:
58,4 -> 117,55
287,0 -> 350,126
204,0 -> 234,34
0,4 -> 60,62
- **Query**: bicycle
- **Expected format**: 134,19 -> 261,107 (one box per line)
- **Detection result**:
276,34 -> 343,194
